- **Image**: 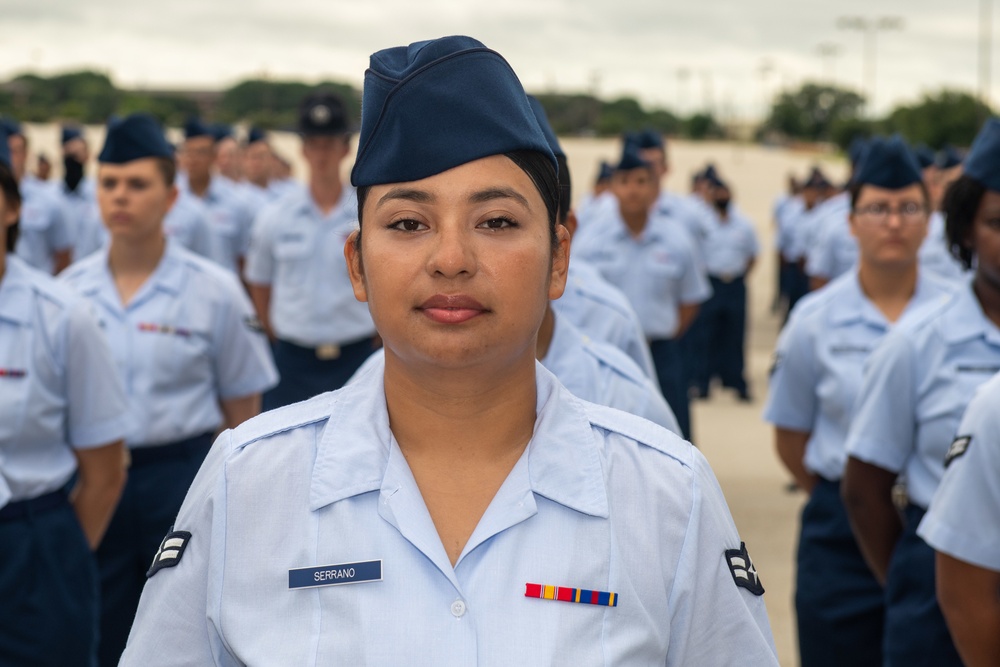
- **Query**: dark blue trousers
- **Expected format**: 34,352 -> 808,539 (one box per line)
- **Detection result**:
795,478 -> 884,667
649,338 -> 691,441
96,433 -> 213,667
693,275 -> 748,396
264,336 -> 380,411
0,492 -> 98,667
883,505 -> 963,666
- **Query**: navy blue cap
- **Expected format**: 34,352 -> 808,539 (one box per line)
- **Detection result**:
913,143 -> 936,169
0,126 -> 11,172
246,126 -> 267,144
847,136 -> 869,167
183,117 -> 214,141
936,144 -> 963,170
851,135 -> 923,189
211,124 -> 234,141
299,91 -> 349,136
351,35 -> 554,187
615,146 -> 652,172
632,128 -> 665,150
803,167 -> 831,189
61,126 -> 83,145
527,96 -> 564,160
597,161 -> 613,182
0,118 -> 22,138
98,113 -> 174,164
963,118 -> 1000,191
702,164 -> 719,182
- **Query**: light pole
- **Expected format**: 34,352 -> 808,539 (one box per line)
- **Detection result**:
837,15 -> 904,115
757,59 -> 774,122
816,42 -> 842,84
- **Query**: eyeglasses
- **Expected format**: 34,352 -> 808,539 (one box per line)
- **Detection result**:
853,202 -> 928,225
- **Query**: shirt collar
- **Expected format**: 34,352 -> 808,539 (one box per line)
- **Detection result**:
0,256 -> 35,325
941,280 -> 1000,345
76,239 -> 187,302
309,355 -> 609,519
828,273 -> 889,327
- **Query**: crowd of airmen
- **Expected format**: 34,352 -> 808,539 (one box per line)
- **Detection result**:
0,39 -> 998,665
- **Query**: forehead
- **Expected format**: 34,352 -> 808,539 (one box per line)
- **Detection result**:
856,183 -> 924,202
98,158 -> 163,178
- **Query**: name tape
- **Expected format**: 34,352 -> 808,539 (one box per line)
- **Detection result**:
288,560 -> 382,590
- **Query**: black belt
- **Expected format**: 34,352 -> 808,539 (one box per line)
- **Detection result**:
130,431 -> 214,468
277,335 -> 379,361
0,486 -> 70,522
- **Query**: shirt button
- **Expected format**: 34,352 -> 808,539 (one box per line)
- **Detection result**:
450,599 -> 467,618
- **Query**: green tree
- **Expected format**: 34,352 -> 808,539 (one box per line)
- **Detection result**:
762,82 -> 866,142
883,90 -> 991,148
219,80 -> 360,130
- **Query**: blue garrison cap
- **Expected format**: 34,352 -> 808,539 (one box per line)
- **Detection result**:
246,126 -> 267,144
351,35 -> 554,187
0,126 -> 11,172
527,96 -> 564,160
597,161 -> 613,183
615,145 -> 652,172
98,113 -> 173,164
633,128 -> 665,150
702,164 -> 719,182
936,144 -> 963,170
0,118 -> 22,138
61,126 -> 83,145
851,135 -> 923,189
963,118 -> 1000,191
848,136 -> 869,167
913,143 -> 936,169
183,117 -> 214,141
211,124 -> 233,141
803,167 -> 831,189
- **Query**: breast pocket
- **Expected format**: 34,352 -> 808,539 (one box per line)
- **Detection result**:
273,238 -> 311,287
0,327 -> 34,443
137,320 -> 213,391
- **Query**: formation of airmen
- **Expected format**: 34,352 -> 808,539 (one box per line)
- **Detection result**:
0,31 -> 997,666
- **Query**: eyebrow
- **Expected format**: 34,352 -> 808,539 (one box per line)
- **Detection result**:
468,187 -> 531,209
376,188 -> 435,208
375,186 -> 532,210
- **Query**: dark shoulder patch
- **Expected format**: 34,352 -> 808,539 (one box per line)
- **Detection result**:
726,542 -> 764,596
147,530 -> 192,578
944,435 -> 972,468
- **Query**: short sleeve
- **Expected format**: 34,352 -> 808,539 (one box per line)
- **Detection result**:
763,310 -> 819,432
189,208 -> 216,260
211,275 -> 279,399
63,299 -> 133,448
46,197 -> 75,252
244,208 -> 275,285
844,330 -> 918,473
120,431 -> 236,666
918,378 -> 1000,571
805,220 -> 834,279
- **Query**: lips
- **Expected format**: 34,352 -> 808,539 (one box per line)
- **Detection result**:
418,294 -> 488,324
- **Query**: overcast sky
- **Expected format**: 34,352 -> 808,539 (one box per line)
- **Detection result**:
1,0 -> 994,119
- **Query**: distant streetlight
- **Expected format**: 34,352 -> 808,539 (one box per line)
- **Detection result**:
757,59 -> 775,122
837,15 -> 904,114
816,43 -> 842,84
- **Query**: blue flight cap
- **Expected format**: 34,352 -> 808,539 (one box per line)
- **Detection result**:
0,118 -> 22,138
98,113 -> 174,164
847,136 -> 869,167
913,143 -> 936,169
0,126 -> 11,172
935,144 -> 963,170
633,128 -> 665,151
61,126 -> 83,145
211,124 -> 234,141
299,91 -> 349,136
615,145 -> 652,172
527,96 -> 564,160
597,161 -> 614,183
246,126 -> 268,144
962,118 -> 1000,192
851,135 -> 923,189
702,164 -> 719,182
351,35 -> 555,187
183,117 -> 214,141
803,167 -> 831,189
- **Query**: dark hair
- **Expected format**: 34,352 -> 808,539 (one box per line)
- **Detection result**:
1,162 -> 21,254
555,154 -> 572,225
356,150 -> 560,248
154,156 -> 177,187
942,174 -> 988,270
848,179 -> 930,210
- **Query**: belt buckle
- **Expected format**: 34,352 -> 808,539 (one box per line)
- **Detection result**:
316,344 -> 341,360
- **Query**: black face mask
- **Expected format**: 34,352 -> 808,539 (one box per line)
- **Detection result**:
63,156 -> 84,193
714,198 -> 731,213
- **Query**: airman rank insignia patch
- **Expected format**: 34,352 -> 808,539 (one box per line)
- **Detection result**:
944,435 -> 971,468
147,530 -> 192,578
726,542 -> 764,596
243,315 -> 265,334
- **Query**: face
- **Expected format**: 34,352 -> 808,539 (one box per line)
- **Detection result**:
849,183 -> 929,268
8,135 -> 26,182
215,137 -> 241,179
243,142 -> 271,184
182,136 -> 216,180
301,135 -> 349,177
638,147 -> 667,181
970,189 -> 1000,291
63,138 -> 89,163
347,154 -> 569,371
611,168 -> 658,219
97,159 -> 177,243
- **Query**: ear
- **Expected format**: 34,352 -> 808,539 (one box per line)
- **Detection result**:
165,184 -> 179,215
344,230 -> 368,303
548,224 -> 571,301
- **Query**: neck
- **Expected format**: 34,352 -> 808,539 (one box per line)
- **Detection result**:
619,206 -> 648,236
856,260 -> 918,322
109,234 -> 166,277
310,173 -> 343,214
535,307 -> 556,360
382,350 -> 538,464
973,273 -> 1000,329
250,175 -> 268,188
188,173 -> 210,197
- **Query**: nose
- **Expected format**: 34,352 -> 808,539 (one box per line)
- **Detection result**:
426,223 -> 476,279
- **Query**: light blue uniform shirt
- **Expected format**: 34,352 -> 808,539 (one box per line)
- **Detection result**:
764,272 -> 954,480
774,195 -> 805,257
789,193 -> 849,264
575,210 -> 711,340
654,191 -> 713,256
918,212 -> 968,283
184,177 -> 255,274
244,187 -> 375,346
702,210 -> 759,278
60,243 -> 278,447
552,259 -> 656,380
918,370 -> 1000,571
845,280 -> 1000,508
55,176 -> 96,241
120,361 -> 777,665
73,195 -> 215,263
805,207 -> 856,281
0,255 -> 131,507
14,179 -> 73,273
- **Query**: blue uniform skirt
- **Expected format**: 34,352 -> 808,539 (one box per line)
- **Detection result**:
795,478 -> 884,667
883,505 -> 963,666
0,487 -> 98,667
